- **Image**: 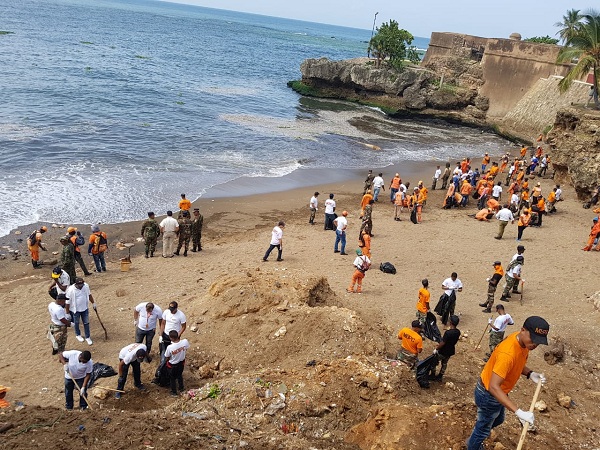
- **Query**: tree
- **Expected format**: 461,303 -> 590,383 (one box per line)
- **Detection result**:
524,36 -> 559,45
557,10 -> 600,108
368,20 -> 420,70
554,9 -> 583,45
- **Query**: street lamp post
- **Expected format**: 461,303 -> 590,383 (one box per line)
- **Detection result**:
368,12 -> 378,58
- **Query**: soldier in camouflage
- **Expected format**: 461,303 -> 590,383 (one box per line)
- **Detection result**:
175,210 -> 192,256
359,199 -> 374,237
141,212 -> 161,258
60,236 -> 76,283
191,208 -> 203,252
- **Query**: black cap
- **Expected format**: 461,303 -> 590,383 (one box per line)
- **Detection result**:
516,255 -> 524,262
449,315 -> 460,326
52,266 -> 62,275
493,261 -> 501,266
411,320 -> 423,328
517,245 -> 525,251
523,316 -> 549,345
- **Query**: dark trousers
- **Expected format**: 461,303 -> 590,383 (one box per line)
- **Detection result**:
117,360 -> 142,390
135,327 -> 156,355
160,332 -> 172,363
167,361 -> 185,393
65,377 -> 86,410
263,244 -> 282,261
517,225 -> 526,240
324,213 -> 335,230
74,252 -> 91,275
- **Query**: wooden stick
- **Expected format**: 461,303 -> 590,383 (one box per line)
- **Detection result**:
67,369 -> 93,410
473,322 -> 490,351
94,307 -> 108,340
93,386 -> 125,393
520,280 -> 525,306
516,379 -> 543,450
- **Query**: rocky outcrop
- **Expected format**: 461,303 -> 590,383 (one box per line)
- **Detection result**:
547,108 -> 600,198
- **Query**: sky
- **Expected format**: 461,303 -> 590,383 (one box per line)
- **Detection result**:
161,0 -> 594,39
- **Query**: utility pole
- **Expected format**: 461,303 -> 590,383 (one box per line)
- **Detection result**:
368,11 -> 378,58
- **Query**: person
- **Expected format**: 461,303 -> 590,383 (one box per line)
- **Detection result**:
48,293 -> 72,355
191,208 -> 204,251
160,211 -> 179,258
481,153 -> 490,173
474,207 -> 493,221
460,179 -> 473,207
363,169 -> 374,195
88,224 -> 108,272
333,211 -> 348,255
582,217 -> 600,251
65,277 -> 96,346
409,187 -> 424,223
324,194 -> 336,230
430,314 -> 460,381
49,265 -> 70,300
141,212 -> 161,258
372,173 -> 385,201
393,185 -> 405,221
159,301 -> 187,362
586,84 -> 597,107
134,302 -> 163,362
360,200 -> 374,236
494,204 -> 514,240
178,193 -> 191,217
512,244 -> 526,263
309,192 -> 319,224
59,236 -> 76,283
174,210 -> 192,256
263,221 -> 285,261
500,255 -> 523,301
358,227 -> 371,258
0,386 -> 10,409
115,343 -> 147,398
389,173 -> 401,202
68,227 -> 92,276
485,304 -> 514,361
554,184 -> 563,202
59,350 -> 93,410
516,209 -> 531,241
164,330 -> 190,396
416,279 -> 430,326
27,226 -> 47,269
546,187 -> 557,213
466,316 -> 549,450
347,248 -> 371,294
418,180 -> 428,206
439,273 -> 463,325
480,261 -> 504,312
359,190 -> 373,217
397,320 -> 423,368
441,163 -> 451,190
492,181 -> 502,202
432,165 -> 442,190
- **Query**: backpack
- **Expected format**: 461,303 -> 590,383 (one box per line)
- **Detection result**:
93,232 -> 108,253
27,230 -> 38,247
358,256 -> 370,272
379,262 -> 396,274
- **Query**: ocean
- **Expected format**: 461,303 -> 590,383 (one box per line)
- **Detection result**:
0,0 -> 511,237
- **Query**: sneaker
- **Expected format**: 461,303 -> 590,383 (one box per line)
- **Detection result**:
276,258 -> 284,261
334,250 -> 340,253
262,258 -> 268,262
135,384 -> 146,391
52,348 -> 58,355
340,252 -> 348,255
115,392 -> 121,399
85,338 -> 93,346
170,392 -> 178,397
75,335 -> 84,342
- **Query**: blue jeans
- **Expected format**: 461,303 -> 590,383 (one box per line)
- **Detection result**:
135,327 -> 156,355
73,309 -> 90,339
92,252 -> 106,272
263,244 -> 282,261
373,187 -> 381,201
467,381 -> 506,450
65,377 -> 86,410
390,188 -> 398,202
334,230 -> 346,253
117,360 -> 143,391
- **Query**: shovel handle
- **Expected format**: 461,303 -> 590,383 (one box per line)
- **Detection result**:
516,379 -> 543,450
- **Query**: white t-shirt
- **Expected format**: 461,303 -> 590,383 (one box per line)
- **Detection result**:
270,226 -> 283,245
49,301 -> 67,326
324,199 -> 336,214
309,196 -> 318,209
119,343 -> 147,364
511,252 -> 524,262
165,339 -> 190,364
492,185 -> 503,198
65,283 -> 91,314
353,255 -> 371,270
442,277 -> 463,296
159,216 -> 178,233
373,176 -> 384,188
507,264 -> 522,278
510,193 -> 519,205
495,208 -> 514,221
492,313 -> 515,333
135,302 -> 163,331
555,188 -> 562,200
335,216 -> 347,232
434,169 -> 442,180
163,310 -> 187,334
55,270 -> 70,295
63,350 -> 93,380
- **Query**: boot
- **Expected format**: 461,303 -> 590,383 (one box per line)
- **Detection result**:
173,251 -> 180,256
478,303 -> 488,307
150,251 -> 154,257
183,251 -> 187,257
482,308 -> 492,313
191,246 -> 197,252
145,252 -> 149,258
500,296 -> 509,302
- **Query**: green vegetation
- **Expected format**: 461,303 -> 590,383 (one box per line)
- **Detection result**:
555,9 -> 584,45
367,20 -> 420,70
0,31 -> 15,35
525,36 -> 559,45
207,384 -> 221,399
287,80 -> 322,97
542,124 -> 553,135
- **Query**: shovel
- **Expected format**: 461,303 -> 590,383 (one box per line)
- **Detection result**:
94,307 -> 108,340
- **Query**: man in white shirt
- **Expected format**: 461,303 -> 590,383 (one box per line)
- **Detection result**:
309,192 -> 319,225
59,349 -> 93,410
484,304 -> 514,360
48,294 -> 72,355
49,266 -> 70,299
554,185 -> 562,201
432,166 -> 442,190
372,173 -> 385,201
159,301 -> 187,361
439,272 -> 463,324
65,277 -> 96,346
164,330 -> 191,396
324,194 -> 336,230
442,273 -> 463,297
333,211 -> 348,255
494,204 -> 515,240
115,343 -> 147,398
492,182 -> 503,202
263,221 -> 285,262
159,210 -> 179,258
347,249 -> 371,293
134,302 -> 163,362
500,255 -> 523,301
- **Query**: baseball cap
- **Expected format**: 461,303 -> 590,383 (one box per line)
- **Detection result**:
0,385 -> 11,393
411,320 -> 423,329
449,315 -> 460,326
52,266 -> 62,279
594,217 -> 599,222
516,255 -> 524,262
493,261 -> 501,266
523,316 -> 550,345
517,245 -> 525,251
67,227 -> 77,233
355,249 -> 362,255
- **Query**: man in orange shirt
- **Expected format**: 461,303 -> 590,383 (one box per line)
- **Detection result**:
360,190 -> 373,217
467,316 -> 549,450
415,279 -> 430,325
27,226 -> 48,269
389,173 -> 401,203
481,153 -> 490,172
397,320 -> 423,368
582,216 -> 600,251
178,194 -> 192,218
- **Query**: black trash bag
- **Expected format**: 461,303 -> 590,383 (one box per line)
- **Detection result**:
379,262 -> 396,274
416,354 -> 438,389
152,360 -> 170,388
48,286 -> 58,300
434,291 -> 456,326
88,362 -> 118,388
410,207 -> 418,224
423,312 -> 442,343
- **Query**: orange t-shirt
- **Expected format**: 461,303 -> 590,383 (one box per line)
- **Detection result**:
460,182 -> 473,196
391,176 -> 401,190
489,166 -> 499,177
483,155 -> 490,165
360,193 -> 373,211
487,198 -> 499,210
518,213 -> 531,227
179,198 -> 192,211
548,191 -> 556,203
416,288 -> 430,313
419,186 -> 428,201
481,331 -> 528,394
520,147 -> 527,157
398,327 -> 423,355
475,208 -> 491,221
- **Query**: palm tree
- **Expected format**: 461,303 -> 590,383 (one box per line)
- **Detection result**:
557,11 -> 600,108
554,9 -> 583,45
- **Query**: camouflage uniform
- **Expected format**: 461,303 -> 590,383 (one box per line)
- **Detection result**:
61,242 -> 76,284
141,218 -> 160,257
48,323 -> 68,353
363,171 -> 374,194
175,215 -> 192,256
360,204 -> 373,236
191,211 -> 204,252
487,330 -> 505,357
